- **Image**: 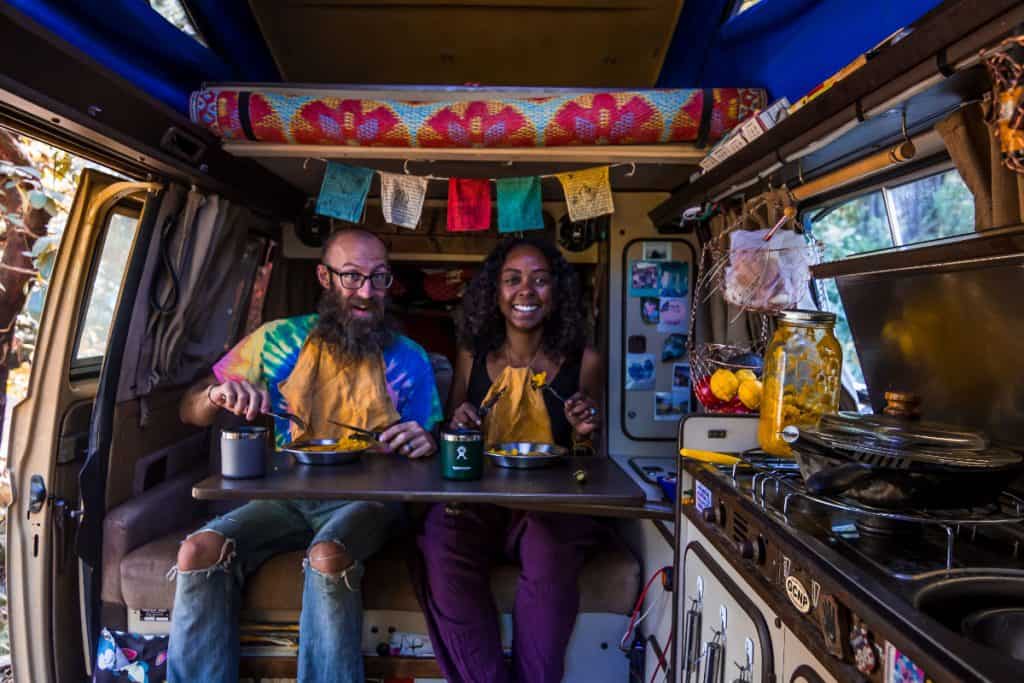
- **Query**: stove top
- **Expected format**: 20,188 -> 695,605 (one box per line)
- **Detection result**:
718,451 -> 1024,581
684,446 -> 1024,682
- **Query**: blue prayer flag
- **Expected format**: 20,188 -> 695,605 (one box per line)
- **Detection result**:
316,162 -> 373,223
496,176 -> 544,233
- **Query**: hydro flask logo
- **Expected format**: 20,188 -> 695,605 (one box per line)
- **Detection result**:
456,446 -> 468,460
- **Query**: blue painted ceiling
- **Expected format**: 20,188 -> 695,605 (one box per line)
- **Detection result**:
7,0 -> 945,115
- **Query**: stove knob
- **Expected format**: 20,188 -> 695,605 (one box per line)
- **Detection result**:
736,536 -> 764,563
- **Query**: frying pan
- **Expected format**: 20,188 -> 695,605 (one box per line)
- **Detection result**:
788,420 -> 1023,508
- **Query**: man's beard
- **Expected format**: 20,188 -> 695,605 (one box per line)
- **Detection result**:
313,288 -> 396,361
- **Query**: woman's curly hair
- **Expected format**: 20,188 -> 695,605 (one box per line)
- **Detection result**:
458,236 -> 586,360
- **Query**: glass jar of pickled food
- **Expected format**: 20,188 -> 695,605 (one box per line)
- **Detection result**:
758,310 -> 842,456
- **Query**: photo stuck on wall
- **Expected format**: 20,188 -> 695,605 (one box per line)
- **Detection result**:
672,363 -> 691,389
654,391 -> 689,421
658,261 -> 690,297
629,260 -> 661,297
657,297 -> 688,333
642,242 -> 671,261
640,297 -> 660,325
625,353 -> 656,391
661,333 -> 687,362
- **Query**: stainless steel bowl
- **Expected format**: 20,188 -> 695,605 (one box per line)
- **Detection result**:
280,439 -> 368,465
487,442 -> 568,469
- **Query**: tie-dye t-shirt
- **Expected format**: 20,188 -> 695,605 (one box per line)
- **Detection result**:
212,314 -> 443,446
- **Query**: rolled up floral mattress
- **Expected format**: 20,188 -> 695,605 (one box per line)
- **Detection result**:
190,86 -> 765,148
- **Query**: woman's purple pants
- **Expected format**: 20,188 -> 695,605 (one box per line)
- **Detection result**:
415,503 -> 607,683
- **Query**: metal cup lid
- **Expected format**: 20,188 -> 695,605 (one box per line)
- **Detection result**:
222,426 -> 267,440
441,428 -> 482,442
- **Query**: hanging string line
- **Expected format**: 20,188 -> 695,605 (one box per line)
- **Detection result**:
302,157 -> 637,180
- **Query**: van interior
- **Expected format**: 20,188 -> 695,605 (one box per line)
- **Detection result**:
1,1 -> 1023,682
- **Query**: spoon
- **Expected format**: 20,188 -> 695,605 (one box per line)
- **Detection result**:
265,410 -> 307,434
477,388 -> 506,419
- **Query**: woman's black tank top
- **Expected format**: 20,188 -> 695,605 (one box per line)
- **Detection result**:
466,350 -> 582,448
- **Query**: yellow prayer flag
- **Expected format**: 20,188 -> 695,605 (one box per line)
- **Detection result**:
556,166 -> 614,222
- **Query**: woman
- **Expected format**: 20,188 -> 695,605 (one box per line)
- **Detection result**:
416,237 -> 605,683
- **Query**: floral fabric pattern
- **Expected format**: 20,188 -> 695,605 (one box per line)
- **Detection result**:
93,628 -> 167,683
190,87 -> 766,148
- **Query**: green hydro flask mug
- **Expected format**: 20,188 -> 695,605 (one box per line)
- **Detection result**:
440,428 -> 484,481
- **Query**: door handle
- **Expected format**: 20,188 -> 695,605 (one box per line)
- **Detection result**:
52,498 -> 82,573
28,474 -> 46,514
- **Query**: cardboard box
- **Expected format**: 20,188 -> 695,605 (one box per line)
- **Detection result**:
757,98 -> 790,130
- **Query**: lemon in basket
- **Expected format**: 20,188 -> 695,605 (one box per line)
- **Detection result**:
710,369 -> 740,402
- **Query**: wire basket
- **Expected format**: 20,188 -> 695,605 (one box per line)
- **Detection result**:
690,343 -> 764,414
715,234 -> 823,314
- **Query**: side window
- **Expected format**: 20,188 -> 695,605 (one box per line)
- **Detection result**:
808,168 -> 974,404
733,0 -> 765,15
71,206 -> 141,370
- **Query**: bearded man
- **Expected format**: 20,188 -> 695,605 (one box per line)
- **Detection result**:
167,229 -> 442,683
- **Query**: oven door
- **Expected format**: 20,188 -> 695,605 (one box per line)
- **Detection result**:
677,536 -> 778,683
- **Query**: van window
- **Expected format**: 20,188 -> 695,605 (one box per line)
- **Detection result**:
148,0 -> 206,45
72,209 -> 141,366
808,167 -> 974,404
734,0 -> 766,15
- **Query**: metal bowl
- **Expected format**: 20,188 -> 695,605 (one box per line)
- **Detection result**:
487,442 -> 568,469
280,438 -> 368,466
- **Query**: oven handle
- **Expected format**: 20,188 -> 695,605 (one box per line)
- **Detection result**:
703,640 -> 725,683
681,607 -> 702,682
684,541 -> 777,683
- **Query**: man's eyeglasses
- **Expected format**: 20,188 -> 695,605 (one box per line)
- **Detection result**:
322,264 -> 394,291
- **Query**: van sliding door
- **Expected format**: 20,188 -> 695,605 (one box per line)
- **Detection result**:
3,170 -> 160,683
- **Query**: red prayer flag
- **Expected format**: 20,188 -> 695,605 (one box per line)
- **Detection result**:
447,178 -> 492,232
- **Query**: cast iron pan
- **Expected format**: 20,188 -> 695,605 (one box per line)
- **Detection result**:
789,427 -> 1023,508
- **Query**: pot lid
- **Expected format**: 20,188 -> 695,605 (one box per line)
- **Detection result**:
798,413 -> 1021,469
796,426 -> 1022,469
817,412 -> 989,451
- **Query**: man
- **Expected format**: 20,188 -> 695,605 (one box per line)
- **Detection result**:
167,229 -> 442,683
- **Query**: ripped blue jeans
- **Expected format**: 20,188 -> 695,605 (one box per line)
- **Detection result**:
166,499 -> 400,683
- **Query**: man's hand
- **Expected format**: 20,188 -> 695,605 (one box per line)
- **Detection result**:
379,421 -> 436,459
450,402 -> 482,431
208,380 -> 270,422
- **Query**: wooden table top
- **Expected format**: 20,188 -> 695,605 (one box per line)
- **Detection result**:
193,451 -> 647,510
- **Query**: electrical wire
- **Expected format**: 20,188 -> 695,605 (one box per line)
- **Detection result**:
648,626 -> 674,683
619,567 -> 668,651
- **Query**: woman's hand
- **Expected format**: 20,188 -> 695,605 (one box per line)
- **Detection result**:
208,380 -> 270,422
450,402 -> 482,431
565,392 -> 600,436
380,421 -> 436,459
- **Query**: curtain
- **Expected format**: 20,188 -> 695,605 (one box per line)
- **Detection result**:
117,185 -> 272,406
935,102 -> 1024,231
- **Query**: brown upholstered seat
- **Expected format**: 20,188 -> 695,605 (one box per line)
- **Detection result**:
119,528 -> 639,618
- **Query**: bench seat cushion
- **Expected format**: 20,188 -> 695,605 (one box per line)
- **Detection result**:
120,530 -> 639,616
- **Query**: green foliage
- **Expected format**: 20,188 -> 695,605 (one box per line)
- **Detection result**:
809,170 -> 975,398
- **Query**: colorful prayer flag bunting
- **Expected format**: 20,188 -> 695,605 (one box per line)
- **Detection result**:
496,176 -> 544,233
315,162 -> 373,223
379,171 -> 429,229
447,178 -> 492,232
556,166 -> 614,222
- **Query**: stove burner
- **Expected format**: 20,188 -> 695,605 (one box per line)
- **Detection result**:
962,608 -> 1024,662
854,515 -> 916,537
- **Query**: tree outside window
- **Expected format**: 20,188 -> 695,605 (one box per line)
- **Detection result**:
809,169 -> 974,406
